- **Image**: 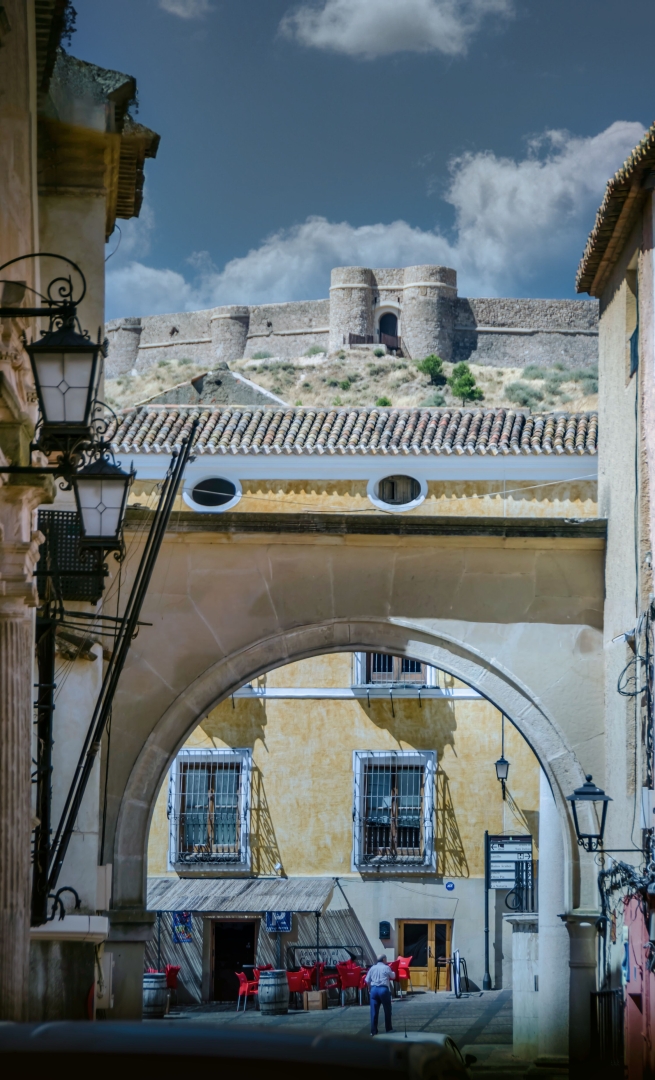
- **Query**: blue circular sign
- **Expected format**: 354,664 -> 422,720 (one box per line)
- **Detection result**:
445,881 -> 455,892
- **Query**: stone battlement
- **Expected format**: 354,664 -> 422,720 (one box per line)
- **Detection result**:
106,264 -> 599,377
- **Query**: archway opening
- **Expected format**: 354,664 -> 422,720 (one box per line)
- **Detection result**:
145,647 -> 542,1005
379,312 -> 398,339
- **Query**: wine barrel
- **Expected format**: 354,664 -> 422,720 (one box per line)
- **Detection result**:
257,969 -> 289,1015
143,972 -> 167,1019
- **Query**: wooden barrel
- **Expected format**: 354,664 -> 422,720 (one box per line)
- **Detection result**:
258,969 -> 289,1015
143,972 -> 167,1019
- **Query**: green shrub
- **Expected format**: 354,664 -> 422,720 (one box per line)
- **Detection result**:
553,362 -> 565,371
544,379 -> 565,396
505,381 -> 544,408
327,378 -> 340,388
180,357 -> 193,365
522,365 -> 547,380
366,364 -> 386,378
305,345 -> 325,356
579,375 -> 598,394
447,362 -> 484,405
376,396 -> 392,407
337,350 -> 346,359
339,379 -> 352,391
295,399 -> 303,406
157,359 -> 170,368
332,396 -> 343,406
374,347 -> 385,357
416,354 -> 447,386
421,393 -> 446,407
252,350 -> 272,360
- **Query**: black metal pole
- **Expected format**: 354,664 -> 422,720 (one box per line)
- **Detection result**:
31,614 -> 56,925
157,911 -> 162,971
483,829 -> 491,990
47,422 -> 198,892
316,912 -> 320,991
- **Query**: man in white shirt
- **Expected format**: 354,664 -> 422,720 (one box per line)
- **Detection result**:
365,955 -> 395,1035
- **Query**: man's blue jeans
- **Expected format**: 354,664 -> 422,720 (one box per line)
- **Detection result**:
370,985 -> 392,1035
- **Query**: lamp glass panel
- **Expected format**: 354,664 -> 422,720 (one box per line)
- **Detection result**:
77,475 -> 127,539
34,350 -> 95,425
495,758 -> 509,781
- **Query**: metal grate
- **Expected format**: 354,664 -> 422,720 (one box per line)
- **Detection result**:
591,989 -> 624,1072
505,860 -> 538,913
363,761 -> 424,862
36,510 -> 105,604
366,653 -> 429,686
173,758 -> 242,862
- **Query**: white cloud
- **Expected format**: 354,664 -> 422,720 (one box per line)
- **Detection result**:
279,0 -> 513,59
158,0 -> 211,19
105,121 -> 645,320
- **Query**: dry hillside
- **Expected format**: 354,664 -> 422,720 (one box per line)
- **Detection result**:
105,347 -> 598,414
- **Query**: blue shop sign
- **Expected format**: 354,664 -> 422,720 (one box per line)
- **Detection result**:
266,911 -> 293,933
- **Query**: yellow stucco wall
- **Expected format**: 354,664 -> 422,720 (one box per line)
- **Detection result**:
147,653 -> 540,881
129,477 -> 597,518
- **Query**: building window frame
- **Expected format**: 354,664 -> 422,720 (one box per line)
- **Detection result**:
182,474 -> 242,513
353,652 -> 438,688
168,747 -> 252,871
352,750 -> 436,873
367,474 -> 427,513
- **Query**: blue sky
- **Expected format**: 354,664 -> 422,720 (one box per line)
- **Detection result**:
72,0 -> 652,319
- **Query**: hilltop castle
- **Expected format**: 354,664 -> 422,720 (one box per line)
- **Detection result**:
106,264 -> 599,377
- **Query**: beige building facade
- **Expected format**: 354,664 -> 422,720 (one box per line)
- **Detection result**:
0,0 -> 157,1020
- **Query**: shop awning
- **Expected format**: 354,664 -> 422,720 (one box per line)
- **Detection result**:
147,875 -> 334,914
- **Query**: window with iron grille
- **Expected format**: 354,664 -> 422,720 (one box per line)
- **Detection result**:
353,653 -> 438,688
168,748 -> 251,870
352,751 -> 436,872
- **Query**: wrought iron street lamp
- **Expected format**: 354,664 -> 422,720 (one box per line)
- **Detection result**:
495,714 -> 510,800
566,775 -> 611,852
26,325 -> 103,437
72,456 -> 134,551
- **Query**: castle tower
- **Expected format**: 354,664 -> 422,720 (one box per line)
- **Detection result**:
401,265 -> 457,361
210,306 -> 250,363
105,317 -> 142,377
329,267 -> 375,352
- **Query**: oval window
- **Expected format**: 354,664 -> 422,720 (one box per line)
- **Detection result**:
191,477 -> 237,507
377,475 -> 421,506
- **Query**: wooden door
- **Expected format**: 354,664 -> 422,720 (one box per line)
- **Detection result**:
398,919 -> 452,991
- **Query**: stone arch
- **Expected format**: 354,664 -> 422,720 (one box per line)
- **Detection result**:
113,616 -> 587,911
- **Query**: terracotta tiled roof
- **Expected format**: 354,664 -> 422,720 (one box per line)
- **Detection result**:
577,122 -> 655,295
110,406 -> 598,457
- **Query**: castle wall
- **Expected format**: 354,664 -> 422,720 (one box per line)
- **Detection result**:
105,269 -> 600,377
244,298 -> 330,359
453,298 -> 599,369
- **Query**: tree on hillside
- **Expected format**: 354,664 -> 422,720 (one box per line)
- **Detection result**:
447,362 -> 484,406
416,354 -> 447,386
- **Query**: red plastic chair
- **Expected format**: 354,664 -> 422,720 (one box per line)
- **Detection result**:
236,970 -> 258,1012
287,969 -> 311,1008
396,955 -> 413,996
303,962 -> 339,993
336,962 -> 362,1006
165,964 -> 181,990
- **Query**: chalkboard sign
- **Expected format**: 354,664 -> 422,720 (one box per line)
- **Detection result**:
266,911 -> 293,933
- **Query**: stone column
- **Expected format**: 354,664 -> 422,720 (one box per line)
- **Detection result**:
537,769 -> 569,1062
505,913 -> 539,1060
107,909 -> 156,1020
0,611 -> 34,1020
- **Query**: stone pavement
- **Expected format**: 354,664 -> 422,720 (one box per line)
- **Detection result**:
166,989 -> 524,1074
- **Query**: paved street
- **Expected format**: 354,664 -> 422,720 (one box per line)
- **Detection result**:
165,989 -> 519,1072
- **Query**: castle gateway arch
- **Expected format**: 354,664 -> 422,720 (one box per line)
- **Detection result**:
103,403 -> 603,1050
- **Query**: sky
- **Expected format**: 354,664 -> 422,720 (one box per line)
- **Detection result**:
71,0 -> 654,320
